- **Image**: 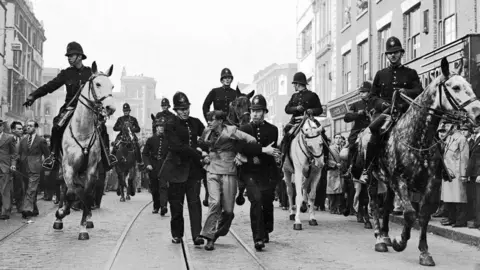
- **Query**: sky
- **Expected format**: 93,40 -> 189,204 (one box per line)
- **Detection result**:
31,0 -> 297,119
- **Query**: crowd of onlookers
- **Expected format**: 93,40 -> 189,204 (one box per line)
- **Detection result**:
0,119 -> 52,220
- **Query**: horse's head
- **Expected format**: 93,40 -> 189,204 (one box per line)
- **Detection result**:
89,61 -> 115,116
430,57 -> 480,125
228,88 -> 255,126
300,118 -> 324,159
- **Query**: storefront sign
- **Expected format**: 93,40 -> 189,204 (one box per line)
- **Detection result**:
329,103 -> 348,118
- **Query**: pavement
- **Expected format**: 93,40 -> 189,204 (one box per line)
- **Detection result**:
1,188 -> 480,270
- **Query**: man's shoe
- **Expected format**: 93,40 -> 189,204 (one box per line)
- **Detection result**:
152,209 -> 159,214
108,155 -> 118,166
204,240 -> 215,251
254,240 -> 265,251
160,207 -> 168,216
193,236 -> 204,246
172,237 -> 182,244
263,233 -> 269,243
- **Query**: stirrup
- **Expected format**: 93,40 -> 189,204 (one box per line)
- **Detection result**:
42,156 -> 56,170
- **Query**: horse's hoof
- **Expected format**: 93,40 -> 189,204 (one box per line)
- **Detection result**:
374,243 -> 388,252
203,200 -> 209,207
120,197 -> 125,202
282,207 -> 288,210
309,219 -> 318,226
392,237 -> 407,252
235,195 -> 245,206
86,221 -> 94,229
289,214 -> 295,221
419,252 -> 435,266
116,189 -> 121,196
383,236 -> 392,246
343,208 -> 350,217
293,223 -> 302,230
126,195 -> 131,201
300,202 -> 308,213
78,232 -> 90,240
53,221 -> 63,230
364,222 -> 373,229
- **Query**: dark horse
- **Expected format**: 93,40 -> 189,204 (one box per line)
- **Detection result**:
114,126 -> 137,202
202,87 -> 255,206
357,57 -> 480,266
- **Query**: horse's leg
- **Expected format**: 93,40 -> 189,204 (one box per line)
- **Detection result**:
283,168 -> 295,221
367,174 -> 387,252
118,172 -> 126,202
126,171 -> 132,200
391,177 -> 416,253
307,169 -> 321,226
416,189 -> 437,266
85,172 -> 96,229
380,188 -> 395,246
293,171 -> 304,230
360,184 -> 372,229
54,166 -> 74,230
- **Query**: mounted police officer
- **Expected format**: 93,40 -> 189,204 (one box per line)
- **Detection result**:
363,36 -> 423,173
159,91 -> 205,246
22,41 -> 117,170
202,68 -> 241,121
236,94 -> 281,250
280,72 -> 324,162
344,81 -> 373,179
112,103 -> 143,166
155,98 -> 175,121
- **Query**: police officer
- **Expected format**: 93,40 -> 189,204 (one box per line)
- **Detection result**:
202,68 -> 241,121
22,41 -> 117,170
159,91 -> 205,245
237,94 -> 282,250
344,81 -> 373,179
155,98 -> 175,121
281,72 -> 324,162
112,103 -> 143,165
142,117 -> 169,216
363,36 -> 423,172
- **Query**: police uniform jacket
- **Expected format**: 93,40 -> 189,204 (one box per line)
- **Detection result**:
344,99 -> 371,145
113,115 -> 141,139
202,86 -> 240,120
142,134 -> 169,176
284,90 -> 323,120
237,121 -> 281,190
159,116 -> 205,183
370,65 -> 422,114
30,66 -> 92,110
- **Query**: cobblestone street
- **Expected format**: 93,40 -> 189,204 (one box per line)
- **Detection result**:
1,189 -> 480,270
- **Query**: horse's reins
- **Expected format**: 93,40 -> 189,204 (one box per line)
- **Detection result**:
297,116 -> 324,159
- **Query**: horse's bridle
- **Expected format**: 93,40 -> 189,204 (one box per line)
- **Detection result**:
78,74 -> 113,116
227,97 -> 251,126
298,118 -> 323,159
400,74 -> 479,124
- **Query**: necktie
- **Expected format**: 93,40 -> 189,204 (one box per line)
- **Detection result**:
28,135 -> 33,149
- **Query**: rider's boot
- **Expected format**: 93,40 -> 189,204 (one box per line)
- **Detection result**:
361,141 -> 378,182
43,130 -> 59,170
105,144 -> 118,167
135,141 -> 144,168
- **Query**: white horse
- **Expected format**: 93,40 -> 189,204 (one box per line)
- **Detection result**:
53,62 -> 116,240
283,117 -> 325,230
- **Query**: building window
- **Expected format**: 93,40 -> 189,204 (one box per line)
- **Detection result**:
342,51 -> 352,94
318,0 -> 332,50
13,51 -> 21,68
357,0 -> 368,15
342,0 -> 352,27
358,41 -> 369,84
299,22 -> 312,58
406,6 -> 421,60
438,0 -> 456,46
378,25 -> 392,69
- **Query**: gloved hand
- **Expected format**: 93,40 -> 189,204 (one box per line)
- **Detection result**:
296,105 -> 305,112
23,96 -> 35,107
306,109 -> 313,115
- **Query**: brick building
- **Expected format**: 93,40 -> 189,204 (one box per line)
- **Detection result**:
3,0 -> 46,123
325,0 -> 480,138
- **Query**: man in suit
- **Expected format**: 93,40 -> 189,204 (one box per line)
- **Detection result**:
143,117 -> 169,216
159,91 -> 205,245
19,120 -> 49,219
466,125 -> 480,229
236,95 -> 282,250
0,119 -> 17,219
9,121 -> 24,211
